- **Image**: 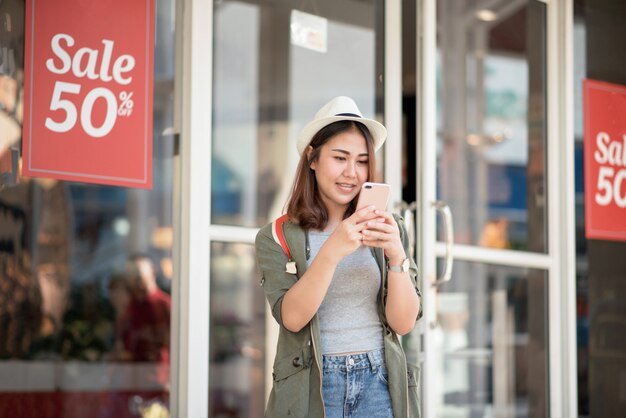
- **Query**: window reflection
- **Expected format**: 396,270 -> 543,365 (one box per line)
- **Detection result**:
212,0 -> 383,227
0,0 -> 176,416
434,261 -> 548,418
209,242 -> 265,418
212,2 -> 260,227
0,186 -> 174,418
436,0 -> 547,252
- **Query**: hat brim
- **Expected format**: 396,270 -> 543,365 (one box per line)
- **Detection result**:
296,116 -> 387,155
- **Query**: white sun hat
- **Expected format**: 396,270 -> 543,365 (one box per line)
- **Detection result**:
296,96 -> 387,155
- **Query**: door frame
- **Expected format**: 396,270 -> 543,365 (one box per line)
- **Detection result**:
173,0 -> 213,416
172,0 -> 576,416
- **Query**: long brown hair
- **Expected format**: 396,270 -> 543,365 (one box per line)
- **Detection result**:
286,120 -> 377,230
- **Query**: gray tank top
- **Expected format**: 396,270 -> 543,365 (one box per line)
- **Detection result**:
307,231 -> 384,354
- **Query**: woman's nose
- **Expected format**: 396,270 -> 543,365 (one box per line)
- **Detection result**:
343,161 -> 356,177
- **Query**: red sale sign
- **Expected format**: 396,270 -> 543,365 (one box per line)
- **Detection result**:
22,0 -> 155,188
584,79 -> 626,241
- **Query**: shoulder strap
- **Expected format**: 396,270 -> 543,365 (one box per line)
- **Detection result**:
271,214 -> 297,274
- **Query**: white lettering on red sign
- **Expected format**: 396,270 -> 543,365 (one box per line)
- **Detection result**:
44,33 -> 136,138
593,132 -> 626,207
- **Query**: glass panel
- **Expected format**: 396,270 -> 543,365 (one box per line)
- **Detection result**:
209,242 -> 265,418
433,261 -> 549,417
288,2 -> 385,184
212,2 -> 261,227
0,0 -> 177,416
212,0 -> 384,227
436,0 -> 547,252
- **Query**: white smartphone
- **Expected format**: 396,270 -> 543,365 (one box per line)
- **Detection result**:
356,182 -> 390,211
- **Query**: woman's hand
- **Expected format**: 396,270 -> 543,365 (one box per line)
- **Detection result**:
360,210 -> 406,263
323,206 -> 379,262
361,210 -> 420,335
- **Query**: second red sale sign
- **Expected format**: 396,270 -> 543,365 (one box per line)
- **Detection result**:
584,78 -> 626,242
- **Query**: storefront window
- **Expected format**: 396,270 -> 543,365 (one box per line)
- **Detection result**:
212,0 -> 384,228
434,261 -> 549,417
574,1 -> 626,417
0,0 -> 177,416
436,0 -> 547,252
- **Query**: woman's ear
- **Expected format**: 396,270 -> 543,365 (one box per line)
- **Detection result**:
306,146 -> 316,170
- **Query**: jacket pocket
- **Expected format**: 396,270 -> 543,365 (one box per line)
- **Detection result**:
407,362 -> 421,418
265,346 -> 312,417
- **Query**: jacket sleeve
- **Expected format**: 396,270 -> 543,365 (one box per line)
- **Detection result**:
395,214 -> 423,320
255,223 -> 298,329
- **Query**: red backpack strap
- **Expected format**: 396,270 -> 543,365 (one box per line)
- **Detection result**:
271,214 -> 297,274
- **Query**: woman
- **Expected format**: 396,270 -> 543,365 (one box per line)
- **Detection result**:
256,96 -> 422,417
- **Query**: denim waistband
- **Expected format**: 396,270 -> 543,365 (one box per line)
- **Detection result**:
322,348 -> 385,372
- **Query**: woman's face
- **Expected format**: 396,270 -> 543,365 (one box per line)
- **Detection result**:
309,127 -> 369,217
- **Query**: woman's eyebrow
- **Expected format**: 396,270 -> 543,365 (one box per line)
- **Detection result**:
331,148 -> 369,157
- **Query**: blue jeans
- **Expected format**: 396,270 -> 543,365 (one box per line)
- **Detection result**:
322,348 -> 393,418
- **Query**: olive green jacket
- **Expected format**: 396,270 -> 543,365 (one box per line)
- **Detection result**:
255,214 -> 422,418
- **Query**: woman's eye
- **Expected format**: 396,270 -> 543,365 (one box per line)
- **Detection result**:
334,156 -> 346,161
357,160 -> 369,165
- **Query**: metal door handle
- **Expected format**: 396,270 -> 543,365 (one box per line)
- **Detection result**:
431,201 -> 454,286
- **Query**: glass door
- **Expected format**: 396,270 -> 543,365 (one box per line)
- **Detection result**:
209,1 -> 386,416
407,1 -> 564,417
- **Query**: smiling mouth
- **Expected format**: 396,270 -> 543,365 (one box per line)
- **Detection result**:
336,183 -> 356,191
